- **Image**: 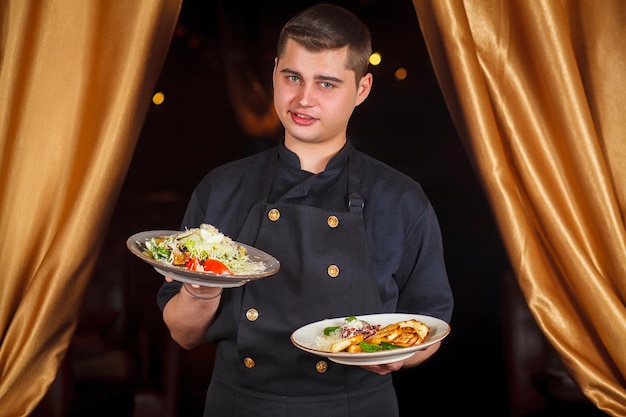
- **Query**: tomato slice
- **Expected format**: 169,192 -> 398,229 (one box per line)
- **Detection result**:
185,257 -> 203,271
202,259 -> 232,275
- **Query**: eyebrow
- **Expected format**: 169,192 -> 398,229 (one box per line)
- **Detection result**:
280,68 -> 344,85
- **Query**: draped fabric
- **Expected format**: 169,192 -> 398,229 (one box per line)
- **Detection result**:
0,1 -> 181,415
413,0 -> 626,415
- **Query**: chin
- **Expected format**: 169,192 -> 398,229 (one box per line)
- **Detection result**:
285,129 -> 319,144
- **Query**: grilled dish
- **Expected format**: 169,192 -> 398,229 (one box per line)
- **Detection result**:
330,319 -> 430,353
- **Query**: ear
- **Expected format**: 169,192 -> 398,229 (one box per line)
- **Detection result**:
355,72 -> 372,106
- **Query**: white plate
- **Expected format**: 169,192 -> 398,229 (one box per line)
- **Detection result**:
126,230 -> 280,288
290,313 -> 450,366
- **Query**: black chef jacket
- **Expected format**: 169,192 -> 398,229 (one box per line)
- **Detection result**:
158,140 -> 453,321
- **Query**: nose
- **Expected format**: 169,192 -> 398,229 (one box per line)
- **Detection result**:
297,83 -> 316,106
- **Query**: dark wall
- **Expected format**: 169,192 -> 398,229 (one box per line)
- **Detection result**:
113,0 -> 512,415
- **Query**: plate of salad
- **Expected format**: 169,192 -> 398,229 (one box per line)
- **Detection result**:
290,313 -> 450,366
126,224 -> 280,287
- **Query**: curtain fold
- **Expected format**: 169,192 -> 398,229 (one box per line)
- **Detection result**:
0,1 -> 182,415
412,0 -> 625,415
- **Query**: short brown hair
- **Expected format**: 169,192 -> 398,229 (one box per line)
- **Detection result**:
277,4 -> 372,83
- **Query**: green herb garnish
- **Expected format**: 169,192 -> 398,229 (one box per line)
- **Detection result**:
380,342 -> 405,350
358,341 -> 406,352
358,342 -> 382,352
323,326 -> 341,336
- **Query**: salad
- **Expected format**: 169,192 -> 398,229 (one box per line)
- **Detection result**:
315,316 -> 381,351
316,316 -> 430,353
323,316 -> 380,339
143,223 -> 267,275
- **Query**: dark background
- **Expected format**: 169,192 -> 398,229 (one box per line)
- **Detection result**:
125,0 -> 510,414
46,1 -> 601,416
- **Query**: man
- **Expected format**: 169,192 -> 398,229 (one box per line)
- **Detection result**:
157,4 -> 453,416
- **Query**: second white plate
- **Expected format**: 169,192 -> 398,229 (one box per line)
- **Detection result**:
290,313 -> 450,366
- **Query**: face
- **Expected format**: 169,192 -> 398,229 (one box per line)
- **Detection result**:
273,39 -> 372,150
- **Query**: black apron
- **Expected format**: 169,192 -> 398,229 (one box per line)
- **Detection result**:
204,148 -> 398,417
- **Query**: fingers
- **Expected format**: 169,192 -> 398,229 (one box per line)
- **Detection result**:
164,277 -> 199,287
181,282 -> 223,300
164,276 -> 202,289
163,277 -> 208,293
361,360 -> 404,375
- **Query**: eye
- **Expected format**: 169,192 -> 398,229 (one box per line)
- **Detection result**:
319,81 -> 335,89
287,75 -> 300,83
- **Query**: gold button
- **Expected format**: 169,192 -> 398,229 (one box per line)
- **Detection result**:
246,308 -> 259,321
243,357 -> 255,368
268,208 -> 280,221
327,265 -> 339,278
316,360 -> 328,373
327,215 -> 339,228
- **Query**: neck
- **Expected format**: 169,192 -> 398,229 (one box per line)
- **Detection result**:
285,138 -> 346,174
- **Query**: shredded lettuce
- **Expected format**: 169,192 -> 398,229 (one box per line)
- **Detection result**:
144,224 -> 266,275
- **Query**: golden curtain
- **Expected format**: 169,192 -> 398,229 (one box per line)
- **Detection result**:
413,0 -> 626,414
0,1 -> 181,415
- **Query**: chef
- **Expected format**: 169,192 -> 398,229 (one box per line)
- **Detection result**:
156,4 -> 453,417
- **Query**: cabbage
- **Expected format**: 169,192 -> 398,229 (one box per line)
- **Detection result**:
144,224 -> 266,275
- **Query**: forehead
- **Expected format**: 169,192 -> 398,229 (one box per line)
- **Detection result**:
277,39 -> 353,78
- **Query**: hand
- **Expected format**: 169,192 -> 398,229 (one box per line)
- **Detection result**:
360,342 -> 441,375
361,359 -> 404,375
161,277 -> 221,349
164,276 -> 223,300
181,282 -> 223,301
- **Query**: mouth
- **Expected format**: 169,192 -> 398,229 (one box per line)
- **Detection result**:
290,111 -> 317,125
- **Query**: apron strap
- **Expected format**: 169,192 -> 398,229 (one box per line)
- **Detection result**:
347,147 -> 365,214
258,147 -> 277,204
236,149 -> 277,246
348,192 -> 364,213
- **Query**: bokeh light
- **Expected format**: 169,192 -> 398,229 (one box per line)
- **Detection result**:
394,68 -> 408,81
369,52 -> 382,66
152,92 -> 165,105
